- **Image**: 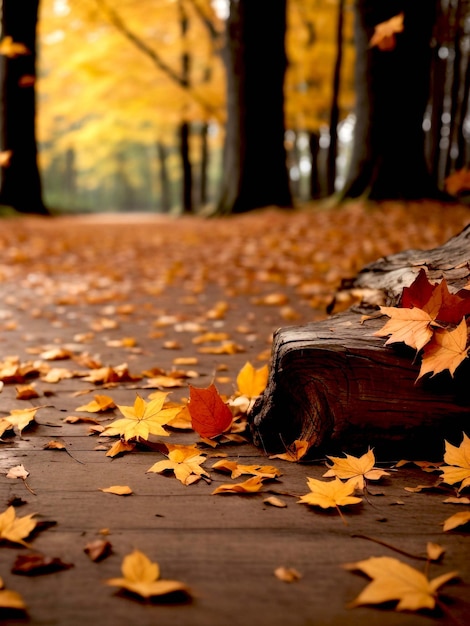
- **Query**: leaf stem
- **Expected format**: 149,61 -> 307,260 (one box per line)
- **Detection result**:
351,534 -> 427,560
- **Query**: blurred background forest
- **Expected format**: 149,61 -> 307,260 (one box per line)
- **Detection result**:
0,0 -> 469,215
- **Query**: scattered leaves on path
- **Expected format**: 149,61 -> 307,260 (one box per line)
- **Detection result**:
212,475 -> 264,495
298,477 -> 362,521
147,444 -> 209,485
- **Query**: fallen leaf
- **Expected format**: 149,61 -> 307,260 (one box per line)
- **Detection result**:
0,577 -> 26,611
211,459 -> 281,479
75,395 -> 116,413
443,511 -> 470,532
6,465 -> 29,480
102,393 -> 181,441
3,407 -> 41,434
344,555 -> 458,611
106,549 -> 190,599
443,496 -> 470,505
236,362 -> 269,398
270,439 -> 310,462
105,440 -> 136,458
274,566 -> 301,582
15,384 -> 39,400
43,441 -> 66,451
188,383 -> 233,439
100,485 -> 133,496
0,506 -> 37,547
84,539 -> 112,562
212,475 -> 264,495
426,542 -> 445,562
147,444 -> 209,485
11,553 -> 73,575
323,449 -> 389,490
298,477 -> 362,517
440,433 -> 470,491
263,496 -> 287,508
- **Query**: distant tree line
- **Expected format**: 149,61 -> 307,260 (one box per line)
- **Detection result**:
0,0 -> 469,215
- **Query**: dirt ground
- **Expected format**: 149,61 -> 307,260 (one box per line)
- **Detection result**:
0,201 -> 469,625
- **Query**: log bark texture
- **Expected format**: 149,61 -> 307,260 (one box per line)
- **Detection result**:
249,224 -> 470,459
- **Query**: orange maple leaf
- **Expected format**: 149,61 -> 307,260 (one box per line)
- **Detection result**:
418,319 -> 469,379
188,383 -> 233,439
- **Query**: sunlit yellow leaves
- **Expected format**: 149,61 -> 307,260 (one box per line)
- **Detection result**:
323,449 -> 390,490
0,507 -> 37,547
147,444 -> 209,485
298,477 -> 362,516
236,362 -> 269,398
100,485 -> 133,496
418,320 -> 469,379
443,511 -> 470,532
106,549 -> 190,600
0,36 -> 30,57
75,395 -> 116,413
105,440 -> 136,458
369,13 -> 404,51
212,476 -> 264,495
344,556 -> 458,611
440,433 -> 470,491
0,577 -> 26,611
102,393 -> 181,441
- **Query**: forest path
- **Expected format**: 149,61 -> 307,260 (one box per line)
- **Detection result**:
0,200 -> 469,625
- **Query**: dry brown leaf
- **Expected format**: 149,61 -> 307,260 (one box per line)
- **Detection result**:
84,539 -> 112,562
374,306 -> 433,352
12,553 -> 73,575
15,384 -> 40,400
274,566 -> 301,582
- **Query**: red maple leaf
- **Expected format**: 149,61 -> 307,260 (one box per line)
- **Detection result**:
188,383 -> 233,439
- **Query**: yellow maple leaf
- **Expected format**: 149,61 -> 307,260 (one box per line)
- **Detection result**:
323,449 -> 390,490
0,506 -> 37,547
418,320 -> 469,379
298,477 -> 362,520
3,407 -> 41,434
102,393 -> 181,441
105,440 -> 136,458
439,433 -> 470,491
212,475 -> 264,495
147,444 -> 209,485
75,394 -> 116,413
106,549 -> 190,599
344,556 -> 458,611
374,306 -> 433,351
211,459 -> 281,479
442,511 -> 470,532
270,439 -> 310,462
236,362 -> 269,398
0,577 -> 26,611
369,13 -> 404,51
0,36 -> 30,57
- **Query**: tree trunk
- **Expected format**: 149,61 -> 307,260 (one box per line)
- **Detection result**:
0,0 -> 47,214
156,141 -> 171,213
309,132 -> 321,199
326,0 -> 345,196
249,224 -> 470,459
179,0 -> 193,214
341,0 -> 440,200
216,0 -> 292,214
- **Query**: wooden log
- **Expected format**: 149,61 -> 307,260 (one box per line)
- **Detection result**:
249,225 -> 470,459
